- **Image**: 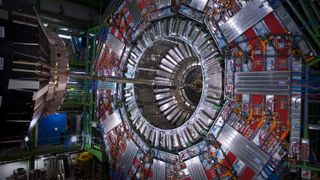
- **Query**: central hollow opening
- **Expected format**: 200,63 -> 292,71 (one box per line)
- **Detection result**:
134,39 -> 203,129
179,64 -> 202,106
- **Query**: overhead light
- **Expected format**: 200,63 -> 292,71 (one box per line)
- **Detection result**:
72,71 -> 86,74
43,23 -> 48,27
68,81 -> 78,84
58,34 -> 72,40
71,136 -> 77,143
59,27 -> 69,31
24,136 -> 29,142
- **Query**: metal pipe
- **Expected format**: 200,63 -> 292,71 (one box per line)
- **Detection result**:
12,68 -> 39,74
69,73 -> 154,85
299,0 -> 318,31
13,61 -> 51,69
12,68 -> 51,77
286,0 -> 320,49
137,67 -> 158,72
310,0 -> 320,20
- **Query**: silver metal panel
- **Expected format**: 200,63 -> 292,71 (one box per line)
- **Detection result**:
199,40 -> 214,52
167,107 -> 181,121
217,124 -> 270,173
178,131 -> 187,148
171,110 -> 183,124
131,116 -> 140,127
157,96 -> 175,106
33,96 -> 44,112
154,20 -> 160,37
166,133 -> 172,149
136,119 -> 144,130
194,120 -> 208,134
137,40 -> 145,52
273,4 -> 311,53
189,27 -> 200,43
142,33 -> 151,46
161,19 -> 168,36
184,43 -> 193,57
150,130 -> 156,144
153,159 -> 166,180
128,58 -> 136,66
154,78 -> 171,85
235,71 -> 290,95
165,54 -> 179,65
173,133 -> 180,148
202,105 -> 217,119
105,34 -> 125,56
181,129 -> 190,145
160,99 -> 177,112
139,123 -> 147,134
33,84 -> 49,100
220,0 -> 273,42
155,92 -> 174,101
185,156 -> 208,180
160,132 -> 166,148
176,111 -> 188,126
184,128 -> 194,142
168,49 -> 182,62
120,140 -> 139,174
126,0 -> 142,27
203,51 -> 220,62
160,64 -> 175,73
168,18 -> 174,35
198,110 -> 213,127
130,51 -> 138,60
183,21 -> 193,39
132,46 -> 142,56
157,21 -> 162,36
155,130 -> 160,147
161,58 -> 176,70
189,0 -> 208,11
144,125 -> 152,139
290,56 -> 302,159
154,80 -> 172,87
156,70 -> 174,79
163,104 -> 178,116
149,26 -> 157,40
178,20 -> 186,36
8,79 -> 39,90
201,45 -> 215,58
173,19 -> 180,35
133,117 -> 142,127
173,46 -> 184,61
188,124 -> 200,140
196,118 -> 209,130
194,33 -> 207,49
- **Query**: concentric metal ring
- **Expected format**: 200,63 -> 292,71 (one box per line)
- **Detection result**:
123,16 -> 224,151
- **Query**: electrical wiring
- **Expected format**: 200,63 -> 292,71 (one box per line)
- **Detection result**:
88,0 -> 320,178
